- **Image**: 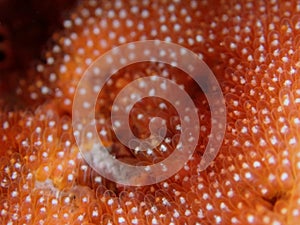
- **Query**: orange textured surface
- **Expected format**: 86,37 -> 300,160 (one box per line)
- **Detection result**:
1,0 -> 300,224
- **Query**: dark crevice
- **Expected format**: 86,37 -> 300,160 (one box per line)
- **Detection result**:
262,192 -> 285,210
0,34 -> 5,42
0,50 -> 6,61
264,195 -> 279,206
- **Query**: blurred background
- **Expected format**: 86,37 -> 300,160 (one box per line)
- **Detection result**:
0,0 -> 76,106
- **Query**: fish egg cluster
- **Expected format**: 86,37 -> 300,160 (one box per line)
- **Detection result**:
0,0 -> 300,224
